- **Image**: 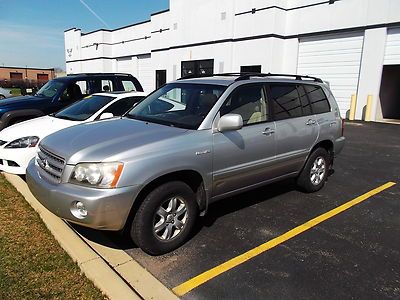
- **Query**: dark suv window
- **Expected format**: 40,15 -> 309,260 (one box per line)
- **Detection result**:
102,96 -> 145,116
221,84 -> 269,126
303,85 -> 330,114
270,84 -> 302,121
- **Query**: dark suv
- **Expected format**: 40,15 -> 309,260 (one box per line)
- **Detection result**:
0,73 -> 143,131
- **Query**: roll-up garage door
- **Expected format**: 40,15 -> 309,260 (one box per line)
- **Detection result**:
384,28 -> 400,65
137,54 -> 154,93
297,33 -> 364,117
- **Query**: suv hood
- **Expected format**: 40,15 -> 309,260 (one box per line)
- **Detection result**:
41,118 -> 189,164
0,95 -> 47,109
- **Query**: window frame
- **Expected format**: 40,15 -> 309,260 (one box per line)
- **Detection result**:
219,83 -> 272,127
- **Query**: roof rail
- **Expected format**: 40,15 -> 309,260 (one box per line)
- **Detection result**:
67,73 -> 133,77
177,73 -> 249,80
177,72 -> 323,83
235,73 -> 323,83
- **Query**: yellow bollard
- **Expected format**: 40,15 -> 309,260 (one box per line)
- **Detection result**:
365,95 -> 373,122
349,94 -> 357,120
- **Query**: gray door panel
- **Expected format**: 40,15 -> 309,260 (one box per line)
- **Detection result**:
212,122 -> 276,196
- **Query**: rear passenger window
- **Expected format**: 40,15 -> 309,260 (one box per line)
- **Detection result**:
101,80 -> 114,92
304,85 -> 330,114
298,85 -> 312,116
122,81 -> 137,92
270,85 -> 302,121
103,96 -> 145,116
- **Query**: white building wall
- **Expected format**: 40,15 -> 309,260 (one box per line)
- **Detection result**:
64,0 -> 400,121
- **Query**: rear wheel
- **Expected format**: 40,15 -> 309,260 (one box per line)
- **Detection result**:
297,148 -> 330,193
0,95 -> 5,100
131,181 -> 198,255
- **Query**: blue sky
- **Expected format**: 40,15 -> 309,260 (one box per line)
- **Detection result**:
0,0 -> 169,70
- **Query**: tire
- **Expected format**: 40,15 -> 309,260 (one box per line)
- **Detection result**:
296,148 -> 330,193
0,95 -> 5,100
131,181 -> 198,255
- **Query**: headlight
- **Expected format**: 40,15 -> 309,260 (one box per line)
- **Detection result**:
5,136 -> 39,148
70,162 -> 124,188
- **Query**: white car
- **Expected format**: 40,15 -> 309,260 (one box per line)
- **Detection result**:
0,87 -> 13,99
0,91 -> 146,174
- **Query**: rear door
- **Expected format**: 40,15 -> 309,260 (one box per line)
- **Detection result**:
304,84 -> 336,142
268,83 -> 319,175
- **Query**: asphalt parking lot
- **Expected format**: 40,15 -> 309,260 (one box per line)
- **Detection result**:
81,121 -> 400,299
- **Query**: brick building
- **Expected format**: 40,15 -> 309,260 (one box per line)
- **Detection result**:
0,66 -> 55,87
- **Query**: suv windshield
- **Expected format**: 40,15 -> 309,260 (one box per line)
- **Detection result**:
127,83 -> 226,129
35,80 -> 65,98
54,95 -> 115,121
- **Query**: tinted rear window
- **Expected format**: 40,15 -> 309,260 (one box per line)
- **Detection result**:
304,85 -> 330,114
270,84 -> 302,121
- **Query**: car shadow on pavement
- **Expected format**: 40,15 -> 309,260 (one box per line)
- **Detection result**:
69,178 -> 298,252
194,178 -> 297,232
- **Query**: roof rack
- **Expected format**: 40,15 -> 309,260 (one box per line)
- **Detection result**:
67,73 -> 133,77
177,72 -> 323,83
234,73 -> 323,83
177,73 -> 248,80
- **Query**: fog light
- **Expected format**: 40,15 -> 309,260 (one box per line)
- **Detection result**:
71,201 -> 88,219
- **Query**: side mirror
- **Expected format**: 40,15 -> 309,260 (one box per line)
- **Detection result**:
218,114 -> 243,132
99,112 -> 114,120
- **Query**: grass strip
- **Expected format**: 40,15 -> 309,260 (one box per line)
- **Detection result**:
0,174 -> 106,300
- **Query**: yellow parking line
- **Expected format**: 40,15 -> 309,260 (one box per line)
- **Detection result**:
172,182 -> 396,296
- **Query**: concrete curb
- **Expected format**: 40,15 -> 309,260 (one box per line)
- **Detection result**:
4,173 -> 179,300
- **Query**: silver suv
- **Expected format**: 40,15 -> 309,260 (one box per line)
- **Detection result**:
27,73 -> 345,255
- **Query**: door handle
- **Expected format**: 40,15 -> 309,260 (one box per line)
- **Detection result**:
262,128 -> 275,136
329,121 -> 337,127
306,119 -> 316,126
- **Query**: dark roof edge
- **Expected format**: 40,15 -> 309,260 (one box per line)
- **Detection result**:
81,19 -> 151,36
0,66 -> 55,71
151,9 -> 170,16
64,27 -> 76,33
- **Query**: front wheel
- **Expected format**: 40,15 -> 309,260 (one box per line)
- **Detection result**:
297,148 -> 330,193
0,95 -> 5,100
131,181 -> 198,255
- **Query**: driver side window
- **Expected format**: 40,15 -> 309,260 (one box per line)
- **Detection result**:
60,82 -> 84,103
220,84 -> 269,126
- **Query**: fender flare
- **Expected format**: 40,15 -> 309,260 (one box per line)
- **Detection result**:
0,109 -> 45,129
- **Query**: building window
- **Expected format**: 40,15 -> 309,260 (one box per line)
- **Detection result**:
181,59 -> 214,77
10,72 -> 23,80
156,70 -> 167,89
240,65 -> 262,73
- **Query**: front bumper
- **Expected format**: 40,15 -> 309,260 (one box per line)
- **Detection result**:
26,159 -> 141,231
0,147 -> 37,175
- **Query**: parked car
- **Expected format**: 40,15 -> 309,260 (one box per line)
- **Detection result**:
0,87 -> 13,99
0,91 -> 146,175
0,73 -> 143,131
26,73 -> 345,255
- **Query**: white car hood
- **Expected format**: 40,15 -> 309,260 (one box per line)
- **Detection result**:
0,116 -> 80,143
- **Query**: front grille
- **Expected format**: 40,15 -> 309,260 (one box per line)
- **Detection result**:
0,140 -> 7,146
36,146 -> 65,183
